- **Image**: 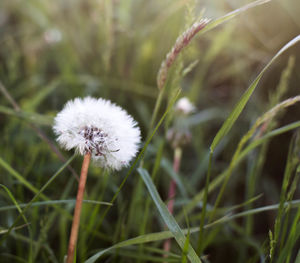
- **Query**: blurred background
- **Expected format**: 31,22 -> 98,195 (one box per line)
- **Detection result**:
0,0 -> 300,262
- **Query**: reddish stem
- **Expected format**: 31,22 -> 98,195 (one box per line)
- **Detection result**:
66,153 -> 91,263
163,147 -> 182,257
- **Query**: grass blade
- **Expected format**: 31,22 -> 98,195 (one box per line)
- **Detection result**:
200,0 -> 271,36
210,35 -> 300,152
0,199 -> 112,212
0,184 -> 33,262
0,154 -> 76,242
95,88 -> 181,232
138,168 -> 201,263
179,120 -> 300,221
85,199 -> 300,261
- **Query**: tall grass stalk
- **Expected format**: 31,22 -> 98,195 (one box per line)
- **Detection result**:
1,0 -> 300,262
245,56 -> 295,235
211,95 -> 300,221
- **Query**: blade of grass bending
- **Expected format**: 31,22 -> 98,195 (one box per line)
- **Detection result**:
0,154 -> 76,243
85,89 -> 179,252
277,210 -> 300,263
153,0 -> 271,129
149,88 -> 165,132
271,136 -> 297,261
182,208 -> 191,263
241,121 -> 300,162
0,199 -> 112,212
95,88 -> 181,232
0,184 -> 33,263
0,105 -> 53,126
200,0 -> 271,37
0,156 -> 44,195
0,224 -> 30,235
181,231 -> 190,263
0,80 -> 80,182
210,35 -> 300,152
197,36 -> 300,250
22,80 -> 59,112
272,135 -> 300,262
138,168 -> 201,263
138,140 -> 165,262
245,56 -> 295,236
211,96 -> 300,223
86,199 -> 300,262
0,184 -> 30,226
190,194 -> 263,220
104,248 -> 179,262
178,120 -> 300,221
141,141 -> 165,236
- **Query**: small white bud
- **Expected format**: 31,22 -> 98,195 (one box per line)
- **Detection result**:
44,28 -> 62,44
175,97 -> 195,115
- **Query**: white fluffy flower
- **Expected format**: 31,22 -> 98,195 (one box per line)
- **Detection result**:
53,97 -> 141,171
175,97 -> 195,115
44,28 -> 62,44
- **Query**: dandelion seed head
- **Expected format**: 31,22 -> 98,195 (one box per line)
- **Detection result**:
53,97 -> 141,171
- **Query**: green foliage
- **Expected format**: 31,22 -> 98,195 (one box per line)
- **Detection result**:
1,0 -> 300,262
138,168 -> 201,263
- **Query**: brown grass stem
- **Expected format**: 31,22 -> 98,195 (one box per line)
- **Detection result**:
66,153 -> 91,263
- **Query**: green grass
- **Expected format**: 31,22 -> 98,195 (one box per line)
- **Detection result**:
1,0 -> 300,262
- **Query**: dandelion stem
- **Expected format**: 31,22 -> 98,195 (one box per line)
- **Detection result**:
67,153 -> 91,263
163,147 -> 182,257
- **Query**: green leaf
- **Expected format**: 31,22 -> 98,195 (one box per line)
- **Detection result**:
179,120 -> 300,221
22,80 -> 59,111
181,230 -> 190,263
0,224 -> 30,235
0,105 -> 53,126
0,156 -> 43,195
238,121 -> 300,164
200,0 -> 272,36
0,199 -> 112,212
85,165 -> 201,263
0,154 -> 76,242
0,184 -> 29,225
210,35 -> 300,152
84,199 -> 300,262
96,88 -> 181,232
0,184 -> 33,262
138,168 -> 201,263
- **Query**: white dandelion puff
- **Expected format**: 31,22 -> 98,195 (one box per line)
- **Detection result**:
53,97 -> 141,171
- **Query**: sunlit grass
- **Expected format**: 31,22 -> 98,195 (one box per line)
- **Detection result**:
0,0 -> 300,262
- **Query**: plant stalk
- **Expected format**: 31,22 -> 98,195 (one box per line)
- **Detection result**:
163,147 -> 182,256
67,153 -> 91,263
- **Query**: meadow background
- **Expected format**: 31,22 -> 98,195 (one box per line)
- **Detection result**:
0,0 -> 300,262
